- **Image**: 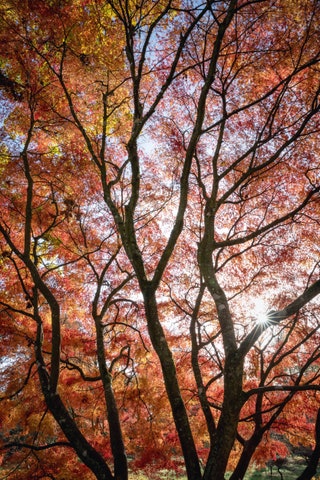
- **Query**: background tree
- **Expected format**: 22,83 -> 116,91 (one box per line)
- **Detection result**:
0,1 -> 320,479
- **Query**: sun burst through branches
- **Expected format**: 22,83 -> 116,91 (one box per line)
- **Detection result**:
253,298 -> 271,327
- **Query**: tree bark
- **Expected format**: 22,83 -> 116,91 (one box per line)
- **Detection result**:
44,390 -> 114,480
95,317 -> 128,480
296,408 -> 320,480
203,352 -> 244,480
35,324 -> 114,480
143,286 -> 202,480
229,432 -> 263,480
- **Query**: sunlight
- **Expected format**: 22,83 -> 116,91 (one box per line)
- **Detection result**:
253,297 -> 270,327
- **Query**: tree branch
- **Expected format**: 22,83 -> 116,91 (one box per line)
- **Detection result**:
244,383 -> 320,399
1,441 -> 72,451
239,279 -> 320,356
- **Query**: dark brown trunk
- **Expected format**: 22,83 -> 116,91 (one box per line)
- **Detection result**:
35,339 -> 114,480
229,432 -> 263,480
143,287 -> 202,480
203,353 -> 244,480
95,318 -> 128,480
296,408 -> 320,480
45,391 -> 114,480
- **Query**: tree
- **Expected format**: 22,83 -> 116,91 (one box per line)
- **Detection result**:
0,0 -> 320,479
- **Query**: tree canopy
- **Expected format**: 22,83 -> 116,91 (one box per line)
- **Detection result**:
0,1 -> 320,479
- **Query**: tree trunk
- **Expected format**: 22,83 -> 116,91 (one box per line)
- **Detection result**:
45,390 -> 114,480
95,317 -> 128,480
229,432 -> 263,480
203,353 -> 244,480
296,408 -> 320,480
36,342 -> 114,480
143,287 -> 202,480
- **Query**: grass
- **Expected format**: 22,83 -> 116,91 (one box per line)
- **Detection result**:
131,463 -> 320,479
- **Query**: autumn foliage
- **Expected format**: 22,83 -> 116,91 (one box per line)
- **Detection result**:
0,1 -> 320,479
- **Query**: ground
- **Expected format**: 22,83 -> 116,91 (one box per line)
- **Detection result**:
131,461 -> 320,480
